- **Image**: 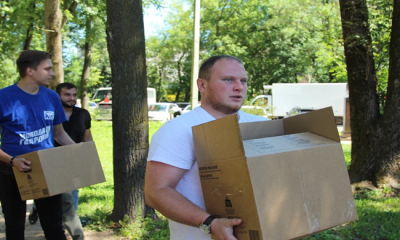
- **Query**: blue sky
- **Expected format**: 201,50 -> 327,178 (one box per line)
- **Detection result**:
143,5 -> 169,38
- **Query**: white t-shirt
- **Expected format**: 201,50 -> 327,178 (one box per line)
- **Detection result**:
148,106 -> 267,240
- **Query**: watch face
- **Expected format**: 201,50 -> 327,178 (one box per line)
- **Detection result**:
199,224 -> 211,234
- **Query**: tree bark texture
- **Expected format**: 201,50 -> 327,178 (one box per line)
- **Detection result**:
23,2 -> 35,50
106,0 -> 156,221
45,0 -> 64,90
80,19 -> 91,110
339,0 -> 400,186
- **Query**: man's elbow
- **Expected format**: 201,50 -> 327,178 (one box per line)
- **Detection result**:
144,185 -> 155,208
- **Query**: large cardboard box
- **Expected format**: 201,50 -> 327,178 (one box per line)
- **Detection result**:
13,141 -> 106,201
192,107 -> 358,240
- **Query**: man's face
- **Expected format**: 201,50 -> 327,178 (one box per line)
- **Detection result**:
59,87 -> 78,108
29,59 -> 55,86
202,59 -> 248,115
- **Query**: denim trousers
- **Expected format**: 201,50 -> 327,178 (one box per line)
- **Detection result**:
0,170 -> 66,240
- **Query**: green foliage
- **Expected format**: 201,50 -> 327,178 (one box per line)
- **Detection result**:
367,0 -> 393,112
146,0 -> 348,100
0,0 -> 46,85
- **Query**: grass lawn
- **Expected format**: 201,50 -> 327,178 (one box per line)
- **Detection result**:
81,121 -> 400,239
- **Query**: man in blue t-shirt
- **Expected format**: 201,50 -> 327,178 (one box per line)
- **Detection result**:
0,50 -> 75,240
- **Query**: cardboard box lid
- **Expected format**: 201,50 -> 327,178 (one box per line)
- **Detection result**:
193,107 -> 339,163
242,132 -> 338,158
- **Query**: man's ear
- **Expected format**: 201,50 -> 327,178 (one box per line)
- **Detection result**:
26,67 -> 35,76
197,78 -> 207,94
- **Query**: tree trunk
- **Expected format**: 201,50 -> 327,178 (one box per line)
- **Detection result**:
23,2 -> 35,50
106,0 -> 157,221
45,0 -> 64,90
80,19 -> 91,110
339,0 -> 400,187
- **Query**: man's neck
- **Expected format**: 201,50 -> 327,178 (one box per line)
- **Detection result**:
63,106 -> 74,114
64,106 -> 73,120
200,104 -> 239,120
17,79 -> 40,94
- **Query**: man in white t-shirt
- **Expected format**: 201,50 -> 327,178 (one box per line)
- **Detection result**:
145,55 -> 267,240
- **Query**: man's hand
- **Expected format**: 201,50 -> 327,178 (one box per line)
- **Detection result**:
12,158 -> 31,172
210,218 -> 242,240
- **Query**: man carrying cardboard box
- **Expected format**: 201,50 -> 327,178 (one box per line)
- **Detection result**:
145,55 -> 267,240
29,82 -> 91,240
0,50 -> 75,240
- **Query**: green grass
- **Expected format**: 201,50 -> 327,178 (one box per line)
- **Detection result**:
81,122 -> 400,240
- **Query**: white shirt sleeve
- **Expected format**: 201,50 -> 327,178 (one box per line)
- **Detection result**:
147,120 -> 195,170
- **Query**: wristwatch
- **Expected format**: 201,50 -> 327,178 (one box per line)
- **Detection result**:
199,215 -> 218,234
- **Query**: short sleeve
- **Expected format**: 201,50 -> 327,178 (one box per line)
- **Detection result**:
85,109 -> 91,129
147,120 -> 195,170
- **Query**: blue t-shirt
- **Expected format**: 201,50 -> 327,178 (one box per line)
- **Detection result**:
0,84 -> 67,157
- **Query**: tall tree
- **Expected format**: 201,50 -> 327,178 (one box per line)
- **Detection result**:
45,0 -> 77,89
45,0 -> 64,90
339,0 -> 400,186
80,18 -> 91,109
106,0 -> 156,221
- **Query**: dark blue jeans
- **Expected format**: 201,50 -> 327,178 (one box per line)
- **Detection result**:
0,169 -> 66,240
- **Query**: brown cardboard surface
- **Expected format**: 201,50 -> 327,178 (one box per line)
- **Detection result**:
247,143 -> 357,240
192,114 -> 245,164
193,107 -> 358,240
239,119 -> 284,141
13,152 -> 49,200
242,132 -> 338,158
14,141 -> 105,200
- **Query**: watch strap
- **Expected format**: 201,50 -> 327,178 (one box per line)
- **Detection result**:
9,157 -> 15,167
203,215 -> 218,227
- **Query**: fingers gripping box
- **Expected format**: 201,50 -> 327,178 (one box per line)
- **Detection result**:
192,107 -> 358,240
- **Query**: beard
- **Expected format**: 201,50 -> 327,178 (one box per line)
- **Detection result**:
207,91 -> 243,115
61,100 -> 75,108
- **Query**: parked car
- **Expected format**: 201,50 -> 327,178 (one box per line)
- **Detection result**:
75,100 -> 98,117
240,106 -> 270,119
182,105 -> 192,114
175,102 -> 190,110
173,102 -> 190,117
148,103 -> 182,122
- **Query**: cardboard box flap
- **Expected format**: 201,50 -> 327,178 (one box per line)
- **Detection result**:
192,114 -> 245,163
283,107 -> 340,142
239,119 -> 284,141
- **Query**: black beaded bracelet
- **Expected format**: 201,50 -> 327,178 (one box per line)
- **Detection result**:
9,157 -> 15,167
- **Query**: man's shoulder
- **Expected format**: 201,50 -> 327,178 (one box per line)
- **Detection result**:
73,106 -> 90,115
39,86 -> 60,100
0,84 -> 16,94
153,107 -> 209,139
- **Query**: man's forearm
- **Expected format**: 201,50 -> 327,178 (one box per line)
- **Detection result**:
0,149 -> 13,164
146,186 -> 209,227
55,131 -> 75,145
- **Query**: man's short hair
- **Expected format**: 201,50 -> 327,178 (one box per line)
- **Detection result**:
56,82 -> 77,95
16,50 -> 52,78
198,55 -> 243,81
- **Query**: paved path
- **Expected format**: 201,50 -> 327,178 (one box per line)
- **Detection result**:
0,200 -> 124,240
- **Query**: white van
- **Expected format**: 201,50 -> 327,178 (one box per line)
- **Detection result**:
93,87 -> 156,120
